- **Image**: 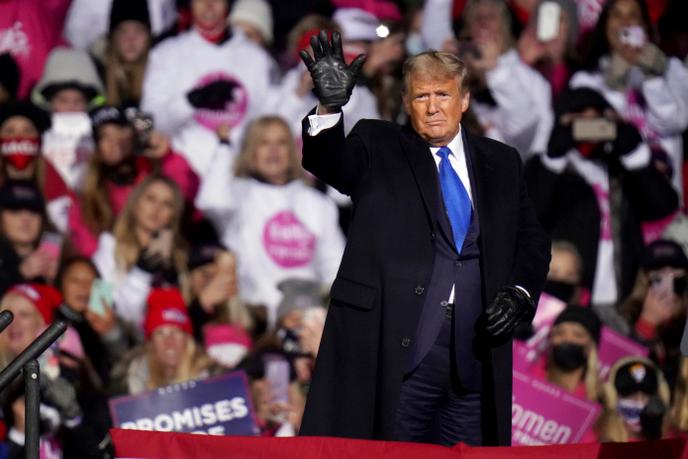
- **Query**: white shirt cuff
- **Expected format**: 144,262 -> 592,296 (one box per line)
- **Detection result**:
307,111 -> 342,136
8,427 -> 25,446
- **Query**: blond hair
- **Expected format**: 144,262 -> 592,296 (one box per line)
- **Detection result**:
0,292 -> 44,368
671,357 -> 688,431
146,337 -> 213,390
233,116 -> 303,182
112,174 -> 187,274
402,51 -> 469,95
595,356 -> 670,442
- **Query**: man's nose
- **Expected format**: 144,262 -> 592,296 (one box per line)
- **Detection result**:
426,97 -> 439,114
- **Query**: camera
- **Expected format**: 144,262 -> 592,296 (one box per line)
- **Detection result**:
572,118 -> 617,142
124,107 -> 154,153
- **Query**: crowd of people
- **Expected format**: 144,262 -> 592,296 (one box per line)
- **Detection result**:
0,0 -> 687,456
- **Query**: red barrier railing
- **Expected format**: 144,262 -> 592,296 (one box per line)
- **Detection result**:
110,429 -> 688,459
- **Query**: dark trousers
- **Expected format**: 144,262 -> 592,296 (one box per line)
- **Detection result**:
394,305 -> 482,446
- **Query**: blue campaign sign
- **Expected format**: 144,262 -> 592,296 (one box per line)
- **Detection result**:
109,370 -> 258,436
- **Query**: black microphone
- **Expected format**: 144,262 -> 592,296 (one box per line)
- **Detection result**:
0,310 -> 13,334
0,320 -> 67,391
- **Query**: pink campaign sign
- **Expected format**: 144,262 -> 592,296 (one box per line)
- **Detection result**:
262,211 -> 316,268
512,370 -> 600,446
597,327 -> 649,380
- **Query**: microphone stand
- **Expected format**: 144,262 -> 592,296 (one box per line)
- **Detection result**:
0,320 -> 67,459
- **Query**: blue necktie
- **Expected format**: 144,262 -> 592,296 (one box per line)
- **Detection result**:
436,146 -> 472,251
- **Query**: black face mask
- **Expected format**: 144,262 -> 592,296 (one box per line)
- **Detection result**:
543,279 -> 577,303
551,343 -> 586,372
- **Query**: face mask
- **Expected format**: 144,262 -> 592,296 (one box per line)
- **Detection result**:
1,137 -> 39,170
618,397 -> 646,432
551,343 -> 586,371
543,279 -> 576,303
405,32 -> 424,56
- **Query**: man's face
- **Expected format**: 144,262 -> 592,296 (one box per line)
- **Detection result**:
403,73 -> 469,147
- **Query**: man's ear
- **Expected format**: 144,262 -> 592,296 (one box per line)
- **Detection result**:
461,90 -> 470,113
402,93 -> 410,115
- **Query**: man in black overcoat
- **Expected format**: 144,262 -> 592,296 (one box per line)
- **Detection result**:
297,32 -> 551,446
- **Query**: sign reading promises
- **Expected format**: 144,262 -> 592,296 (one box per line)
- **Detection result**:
512,370 -> 600,445
109,371 -> 257,436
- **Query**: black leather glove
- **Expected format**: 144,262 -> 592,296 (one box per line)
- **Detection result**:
299,30 -> 366,111
485,286 -> 535,339
40,377 -> 83,425
187,80 -> 238,110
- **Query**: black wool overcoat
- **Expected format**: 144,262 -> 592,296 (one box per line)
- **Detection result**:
299,113 -> 551,446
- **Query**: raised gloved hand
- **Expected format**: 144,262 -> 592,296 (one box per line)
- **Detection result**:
299,30 -> 366,111
187,80 -> 238,110
40,377 -> 82,426
485,286 -> 535,339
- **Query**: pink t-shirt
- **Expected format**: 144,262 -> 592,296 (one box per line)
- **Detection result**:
0,0 -> 72,98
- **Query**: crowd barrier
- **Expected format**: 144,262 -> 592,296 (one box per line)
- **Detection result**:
110,429 -> 688,459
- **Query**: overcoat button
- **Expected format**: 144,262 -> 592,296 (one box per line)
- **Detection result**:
414,285 -> 424,295
430,232 -> 436,241
401,337 -> 411,347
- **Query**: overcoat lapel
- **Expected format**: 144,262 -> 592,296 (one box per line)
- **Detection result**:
399,126 -> 440,234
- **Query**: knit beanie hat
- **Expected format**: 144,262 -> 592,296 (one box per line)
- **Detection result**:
0,102 -> 51,134
554,87 -> 612,120
641,239 -> 688,271
229,0 -> 274,44
204,323 -> 252,368
6,283 -> 62,325
144,288 -> 193,338
614,359 -> 659,397
553,305 -> 602,344
109,0 -> 152,33
333,8 -> 381,42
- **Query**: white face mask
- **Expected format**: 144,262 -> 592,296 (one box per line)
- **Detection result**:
617,397 -> 646,432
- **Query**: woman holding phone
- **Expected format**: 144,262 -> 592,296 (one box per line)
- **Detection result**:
55,256 -> 133,385
570,0 -> 688,199
0,180 -> 60,295
619,239 -> 688,388
92,174 -> 188,336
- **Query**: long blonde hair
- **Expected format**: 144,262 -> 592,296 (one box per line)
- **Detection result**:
112,174 -> 187,274
670,357 -> 688,431
104,30 -> 149,106
595,356 -> 670,442
145,337 -> 213,390
233,116 -> 304,182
